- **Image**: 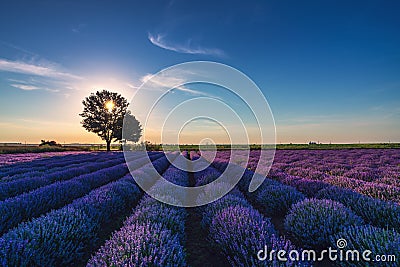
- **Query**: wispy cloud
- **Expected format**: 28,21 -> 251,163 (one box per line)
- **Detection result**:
0,40 -> 37,57
10,83 -> 60,92
72,23 -> 86,33
10,84 -> 41,91
0,58 -> 82,80
148,33 -> 225,57
126,83 -> 139,89
0,55 -> 82,95
140,73 -> 213,97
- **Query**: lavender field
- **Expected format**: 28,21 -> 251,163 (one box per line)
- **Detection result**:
0,149 -> 399,266
2,0 -> 400,266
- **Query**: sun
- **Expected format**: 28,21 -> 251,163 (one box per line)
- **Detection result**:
105,100 -> 115,112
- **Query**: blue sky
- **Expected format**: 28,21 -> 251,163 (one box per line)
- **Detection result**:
0,0 -> 399,144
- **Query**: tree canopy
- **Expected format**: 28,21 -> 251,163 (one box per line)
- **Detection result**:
79,90 -> 142,151
39,140 -> 61,147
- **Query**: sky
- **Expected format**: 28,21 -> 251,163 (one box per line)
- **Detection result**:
0,0 -> 399,144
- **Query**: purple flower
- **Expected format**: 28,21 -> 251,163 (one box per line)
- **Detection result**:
88,222 -> 186,267
329,225 -> 400,267
284,198 -> 364,249
209,205 -> 277,266
316,186 -> 400,232
252,184 -> 306,217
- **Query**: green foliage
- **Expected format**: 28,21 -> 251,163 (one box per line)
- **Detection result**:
121,113 -> 142,143
79,90 -> 142,151
39,140 -> 61,147
0,146 -> 74,154
144,141 -> 163,151
171,143 -> 400,151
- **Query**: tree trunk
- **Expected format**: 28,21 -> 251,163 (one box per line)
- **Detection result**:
106,141 -> 111,152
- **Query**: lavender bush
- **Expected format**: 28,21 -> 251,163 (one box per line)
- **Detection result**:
201,192 -> 250,228
284,199 -> 364,249
238,169 -> 281,193
0,163 -> 128,235
125,196 -> 187,240
324,175 -> 400,203
88,163 -> 188,266
209,205 -> 277,266
87,222 -> 186,267
253,184 -> 306,217
0,177 -> 142,266
283,178 -> 330,197
1,152 -> 117,182
266,235 -> 304,267
194,167 -> 221,186
329,225 -> 400,267
0,154 -> 168,236
0,151 -> 91,169
0,157 -> 125,201
0,206 -> 98,266
316,186 -> 400,232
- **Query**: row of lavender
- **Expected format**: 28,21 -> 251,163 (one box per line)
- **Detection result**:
0,151 -> 90,166
0,151 -> 160,180
247,149 -> 400,203
246,149 -> 400,232
0,151 -> 102,177
88,151 -> 296,266
1,149 -> 398,266
210,152 -> 400,266
88,154 -> 189,266
0,152 -> 172,266
0,152 -> 166,235
0,152 -> 122,182
0,152 -> 160,180
90,151 -> 302,266
193,159 -> 301,266
0,155 -> 126,201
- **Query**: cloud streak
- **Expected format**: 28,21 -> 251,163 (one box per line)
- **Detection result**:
10,84 -> 41,91
72,23 -> 86,33
0,57 -> 82,94
0,58 -> 82,80
148,33 -> 225,57
10,83 -> 60,92
140,73 -> 214,97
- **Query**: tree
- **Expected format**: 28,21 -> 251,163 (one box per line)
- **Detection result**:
39,140 -> 61,147
121,112 -> 142,143
79,90 -> 142,151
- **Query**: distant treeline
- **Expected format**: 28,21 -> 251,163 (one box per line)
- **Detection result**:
274,143 -> 400,150
0,144 -> 121,154
155,143 -> 400,151
0,146 -> 81,154
1,143 -> 399,154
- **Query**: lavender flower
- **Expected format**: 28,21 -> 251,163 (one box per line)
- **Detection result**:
87,222 -> 186,267
0,176 -> 142,266
209,205 -> 277,266
329,225 -> 400,267
284,198 -> 364,249
316,186 -> 400,232
253,184 -> 306,217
